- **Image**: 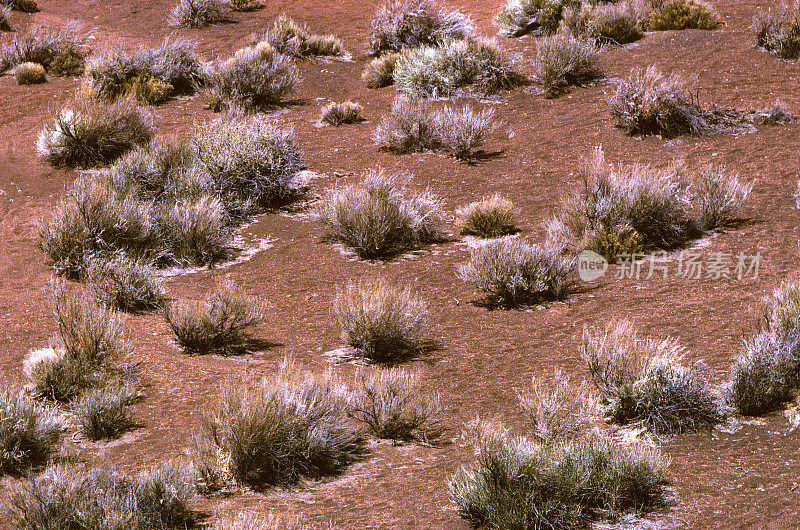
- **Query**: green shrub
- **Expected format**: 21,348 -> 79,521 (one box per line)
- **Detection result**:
168,0 -> 230,28
362,52 -> 403,88
455,195 -> 517,238
649,0 -> 720,30
70,382 -> 139,440
85,253 -> 166,313
531,35 -> 603,98
457,238 -> 576,307
496,0 -> 571,37
0,390 -> 60,476
15,61 -> 46,84
195,360 -> 363,488
11,463 -> 198,529
193,116 -> 305,218
350,368 -> 442,442
692,166 -> 753,230
393,37 -> 525,97
260,15 -> 344,57
0,21 -> 87,74
332,278 -> 430,364
1,0 -> 38,12
321,101 -> 364,125
754,1 -> 800,60
37,95 -> 155,168
369,0 -> 474,54
314,169 -> 445,260
207,42 -> 300,112
165,279 -> 265,356
564,2 -> 644,45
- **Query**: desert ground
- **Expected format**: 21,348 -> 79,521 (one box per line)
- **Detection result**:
1,0 -> 800,527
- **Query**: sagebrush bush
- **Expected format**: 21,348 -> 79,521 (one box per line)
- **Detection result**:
0,21 -> 87,74
531,35 -> 603,98
321,101 -> 364,125
436,105 -> 497,160
583,320 -> 721,434
1,0 -> 37,12
455,195 -> 517,238
85,253 -> 166,313
369,0 -> 474,54
11,463 -> 198,529
314,169 -> 445,260
457,238 -> 576,307
260,15 -> 344,57
15,61 -> 46,84
71,382 -> 138,440
564,2 -> 644,45
754,1 -> 800,60
692,166 -> 753,230
449,427 -> 669,529
85,38 -> 206,103
37,95 -> 155,168
393,37 -> 525,97
0,390 -> 60,476
165,279 -> 265,356
195,360 -> 363,488
169,0 -> 230,28
207,42 -> 300,112
496,0 -> 571,37
362,52 -> 403,88
193,117 -> 305,217
649,0 -> 720,30
159,196 -> 234,266
350,368 -> 442,442
332,278 -> 430,364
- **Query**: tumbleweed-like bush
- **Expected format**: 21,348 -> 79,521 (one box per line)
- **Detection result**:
321,101 -> 364,126
648,0 -> 720,31
314,169 -> 445,260
15,61 -> 46,84
260,15 -> 344,57
0,21 -> 87,75
563,2 -> 644,45
169,0 -> 230,28
455,195 -> 517,238
531,35 -> 603,98
0,390 -> 60,476
369,0 -> 474,54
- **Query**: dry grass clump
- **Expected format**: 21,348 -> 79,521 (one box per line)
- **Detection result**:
0,21 -> 88,75
583,320 -> 722,434
350,368 -> 442,442
169,0 -> 230,28
0,390 -> 60,476
213,513 -> 310,530
11,463 -> 198,529
314,169 -> 445,260
15,61 -> 46,84
1,0 -> 38,12
85,253 -> 166,313
648,0 -> 720,31
454,195 -> 517,238
496,0 -> 572,37
564,2 -> 645,45
331,278 -> 430,364
362,52 -> 403,88
85,38 -> 206,103
207,42 -> 300,112
194,360 -> 363,489
691,166 -> 754,231
260,15 -> 344,57
369,0 -> 474,54
37,94 -> 155,168
321,101 -> 364,125
393,37 -> 525,97
165,279 -> 265,356
754,1 -> 800,60
531,35 -> 603,98
457,238 -> 576,307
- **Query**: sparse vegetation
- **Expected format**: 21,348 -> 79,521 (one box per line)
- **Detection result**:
496,0 -> 571,37
332,278 -> 430,364
457,238 -> 576,307
754,1 -> 800,60
321,101 -> 364,125
0,390 -> 60,476
455,195 -> 517,238
531,35 -> 603,98
0,21 -> 88,75
194,360 -> 363,489
362,52 -> 403,88
369,0 -> 474,54
260,15 -> 344,57
648,0 -> 720,31
165,279 -> 265,356
15,61 -> 46,84
169,0 -> 230,28
314,169 -> 445,260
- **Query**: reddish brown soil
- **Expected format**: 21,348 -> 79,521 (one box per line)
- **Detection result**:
2,0 -> 800,527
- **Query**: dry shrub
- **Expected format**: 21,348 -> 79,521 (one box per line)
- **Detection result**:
1,0 -> 37,12
195,360 -> 363,489
165,279 -> 265,356
70,381 -> 139,440
15,61 -> 46,84
455,195 -> 517,238
37,94 -> 155,168
0,390 -> 60,476
691,166 -> 753,230
754,1 -> 800,60
331,278 -> 430,364
648,0 -> 720,30
457,238 -> 576,307
0,21 -> 87,75
564,2 -> 644,45
159,196 -> 234,266
85,253 -> 166,313
169,0 -> 230,28
350,368 -> 442,442
369,0 -> 474,54
436,105 -> 497,160
260,15 -> 344,57
0,6 -> 10,32
531,35 -> 603,98
362,52 -> 403,88
321,101 -> 364,125
214,513 -> 310,530
230,0 -> 262,11
314,169 -> 445,260
496,0 -> 572,37
207,42 -> 300,112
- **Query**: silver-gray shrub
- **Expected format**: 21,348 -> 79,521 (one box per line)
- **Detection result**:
0,390 -> 60,476
0,20 -> 87,74
754,1 -> 800,61
85,253 -> 166,313
691,166 -> 753,231
495,0 -> 575,37
369,0 -> 474,54
168,0 -> 230,28
531,35 -> 603,98
70,381 -> 139,441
